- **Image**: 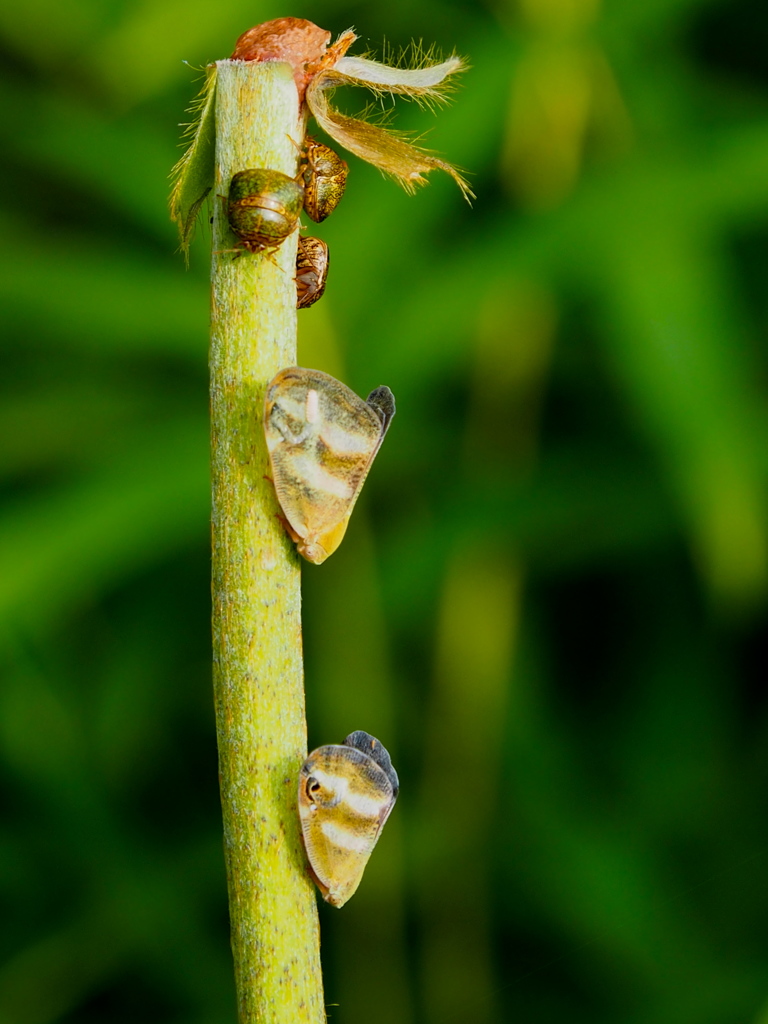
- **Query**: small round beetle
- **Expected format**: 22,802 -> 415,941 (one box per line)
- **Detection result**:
296,236 -> 330,309
302,139 -> 349,223
227,169 -> 304,253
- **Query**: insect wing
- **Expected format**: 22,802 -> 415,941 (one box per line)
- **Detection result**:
344,730 -> 399,801
298,741 -> 397,907
364,386 -> 396,443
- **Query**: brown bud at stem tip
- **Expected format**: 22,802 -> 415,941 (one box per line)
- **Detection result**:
231,18 -> 332,102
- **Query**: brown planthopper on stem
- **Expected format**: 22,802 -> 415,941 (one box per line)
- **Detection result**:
264,367 -> 395,564
299,730 -> 399,908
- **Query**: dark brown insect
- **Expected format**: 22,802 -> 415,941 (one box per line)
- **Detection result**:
302,139 -> 349,222
295,236 -> 330,309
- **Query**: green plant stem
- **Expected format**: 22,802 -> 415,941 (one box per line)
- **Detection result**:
209,59 -> 324,1024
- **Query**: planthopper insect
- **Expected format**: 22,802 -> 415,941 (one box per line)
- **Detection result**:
264,367 -> 395,564
299,731 -> 399,907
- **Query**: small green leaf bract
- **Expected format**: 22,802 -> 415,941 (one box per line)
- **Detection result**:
169,65 -> 217,263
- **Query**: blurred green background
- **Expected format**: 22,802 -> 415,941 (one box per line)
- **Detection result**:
2,0 -> 768,1021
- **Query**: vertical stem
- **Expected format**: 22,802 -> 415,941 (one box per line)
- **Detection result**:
210,59 -> 325,1024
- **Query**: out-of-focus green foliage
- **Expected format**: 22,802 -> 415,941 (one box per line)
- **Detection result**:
1,0 -> 768,1021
